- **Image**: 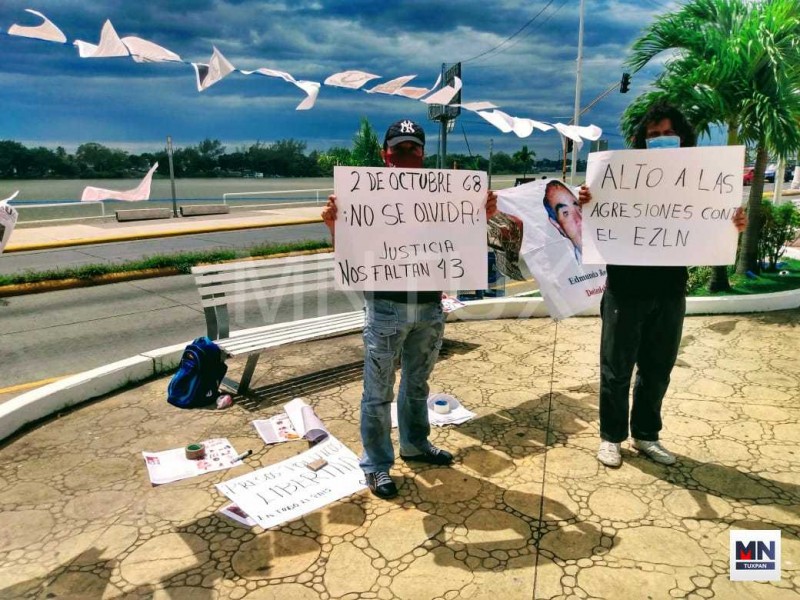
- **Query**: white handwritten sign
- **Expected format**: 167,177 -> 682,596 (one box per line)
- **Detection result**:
333,166 -> 488,291
582,146 -> 744,266
216,436 -> 366,530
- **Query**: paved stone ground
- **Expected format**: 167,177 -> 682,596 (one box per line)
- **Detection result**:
1,311 -> 798,599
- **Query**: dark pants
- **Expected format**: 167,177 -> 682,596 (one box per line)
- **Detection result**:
599,289 -> 685,443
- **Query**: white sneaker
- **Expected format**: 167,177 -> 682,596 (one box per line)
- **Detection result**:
597,441 -> 622,467
633,439 -> 676,465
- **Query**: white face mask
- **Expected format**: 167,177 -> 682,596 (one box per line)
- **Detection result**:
646,135 -> 681,149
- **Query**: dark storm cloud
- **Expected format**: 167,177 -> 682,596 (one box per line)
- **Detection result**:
0,0 -> 677,157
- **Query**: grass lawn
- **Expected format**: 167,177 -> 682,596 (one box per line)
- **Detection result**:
689,257 -> 800,296
0,239 -> 331,287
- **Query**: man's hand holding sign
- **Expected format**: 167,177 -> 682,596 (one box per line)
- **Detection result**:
581,146 -> 747,266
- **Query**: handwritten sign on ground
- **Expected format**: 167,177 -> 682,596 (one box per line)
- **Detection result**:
216,436 -> 365,530
333,166 -> 488,290
583,146 -> 744,266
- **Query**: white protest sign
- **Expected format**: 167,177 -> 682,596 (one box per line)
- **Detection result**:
216,436 -> 366,530
583,146 -> 744,266
0,191 -> 20,255
333,166 -> 488,291
495,180 -> 606,320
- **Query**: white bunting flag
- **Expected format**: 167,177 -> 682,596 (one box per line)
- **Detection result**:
74,20 -> 130,58
8,9 -> 66,43
241,67 -> 320,110
192,46 -> 236,91
81,163 -> 158,202
324,70 -> 381,89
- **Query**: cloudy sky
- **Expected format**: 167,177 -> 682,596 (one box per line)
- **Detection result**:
0,1 -> 687,161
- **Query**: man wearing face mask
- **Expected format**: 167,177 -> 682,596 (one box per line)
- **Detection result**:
578,102 -> 746,468
322,119 -> 498,499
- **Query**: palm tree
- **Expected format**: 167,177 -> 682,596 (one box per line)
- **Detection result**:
625,0 -> 800,280
351,117 -> 383,167
512,145 -> 536,178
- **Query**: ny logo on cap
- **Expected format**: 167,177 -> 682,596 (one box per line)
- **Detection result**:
399,120 -> 416,133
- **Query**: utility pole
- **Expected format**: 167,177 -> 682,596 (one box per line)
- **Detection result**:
570,0 -> 585,185
488,139 -> 494,189
166,136 -> 178,217
438,63 -> 447,170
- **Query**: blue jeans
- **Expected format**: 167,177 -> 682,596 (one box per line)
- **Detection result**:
359,298 -> 445,473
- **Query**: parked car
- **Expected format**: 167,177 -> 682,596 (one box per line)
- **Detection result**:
743,166 -> 755,185
765,163 -> 778,183
787,164 -> 797,183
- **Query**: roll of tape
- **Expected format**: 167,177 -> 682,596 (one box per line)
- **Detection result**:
433,399 -> 450,414
185,443 -> 206,460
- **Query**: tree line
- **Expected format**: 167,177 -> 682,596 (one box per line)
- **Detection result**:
0,120 -> 561,180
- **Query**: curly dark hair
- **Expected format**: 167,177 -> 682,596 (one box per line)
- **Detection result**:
631,101 -> 696,149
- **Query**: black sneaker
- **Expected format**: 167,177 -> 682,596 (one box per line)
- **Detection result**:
400,446 -> 454,466
365,471 -> 398,499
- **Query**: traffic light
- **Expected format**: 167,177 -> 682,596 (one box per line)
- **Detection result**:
566,139 -> 574,153
620,72 -> 631,93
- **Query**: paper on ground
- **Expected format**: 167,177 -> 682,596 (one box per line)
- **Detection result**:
252,413 -> 301,444
254,398 -> 328,444
442,296 -> 466,313
390,393 -> 476,428
218,503 -> 257,527
428,393 -> 476,426
216,436 -> 366,530
142,438 -> 239,485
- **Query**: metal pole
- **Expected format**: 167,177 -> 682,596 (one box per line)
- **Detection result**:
167,136 -> 178,217
570,0 -> 585,185
440,119 -> 448,170
773,157 -> 784,204
438,62 -> 447,169
488,138 -> 494,189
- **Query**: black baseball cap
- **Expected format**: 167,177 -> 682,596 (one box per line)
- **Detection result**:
384,119 -> 425,147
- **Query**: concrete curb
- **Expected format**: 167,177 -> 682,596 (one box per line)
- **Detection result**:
0,267 -> 183,298
4,217 -> 323,253
3,248 -> 799,442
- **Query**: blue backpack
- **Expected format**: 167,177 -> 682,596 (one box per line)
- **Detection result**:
167,337 -> 228,408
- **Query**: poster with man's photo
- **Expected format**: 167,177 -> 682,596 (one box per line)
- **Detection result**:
494,179 -> 606,320
0,191 -> 20,255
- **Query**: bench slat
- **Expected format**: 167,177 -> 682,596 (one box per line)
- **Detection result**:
191,252 -> 333,276
197,269 -> 334,300
222,311 -> 363,341
194,260 -> 334,287
220,317 -> 364,356
199,276 -> 338,308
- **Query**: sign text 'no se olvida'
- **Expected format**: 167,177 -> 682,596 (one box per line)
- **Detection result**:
582,146 -> 745,266
333,166 -> 488,290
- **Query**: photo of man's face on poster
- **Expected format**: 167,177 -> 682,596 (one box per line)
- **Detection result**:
542,180 -> 583,262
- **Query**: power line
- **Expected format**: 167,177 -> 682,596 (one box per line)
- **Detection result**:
460,0 -> 558,64
466,0 -> 570,67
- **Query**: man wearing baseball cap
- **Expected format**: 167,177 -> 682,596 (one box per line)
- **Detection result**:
322,118 -> 497,499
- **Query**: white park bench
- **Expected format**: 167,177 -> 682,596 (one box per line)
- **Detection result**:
191,252 -> 365,394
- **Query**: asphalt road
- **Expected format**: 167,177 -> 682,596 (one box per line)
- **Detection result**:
0,273 -> 367,393
0,222 -> 330,275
